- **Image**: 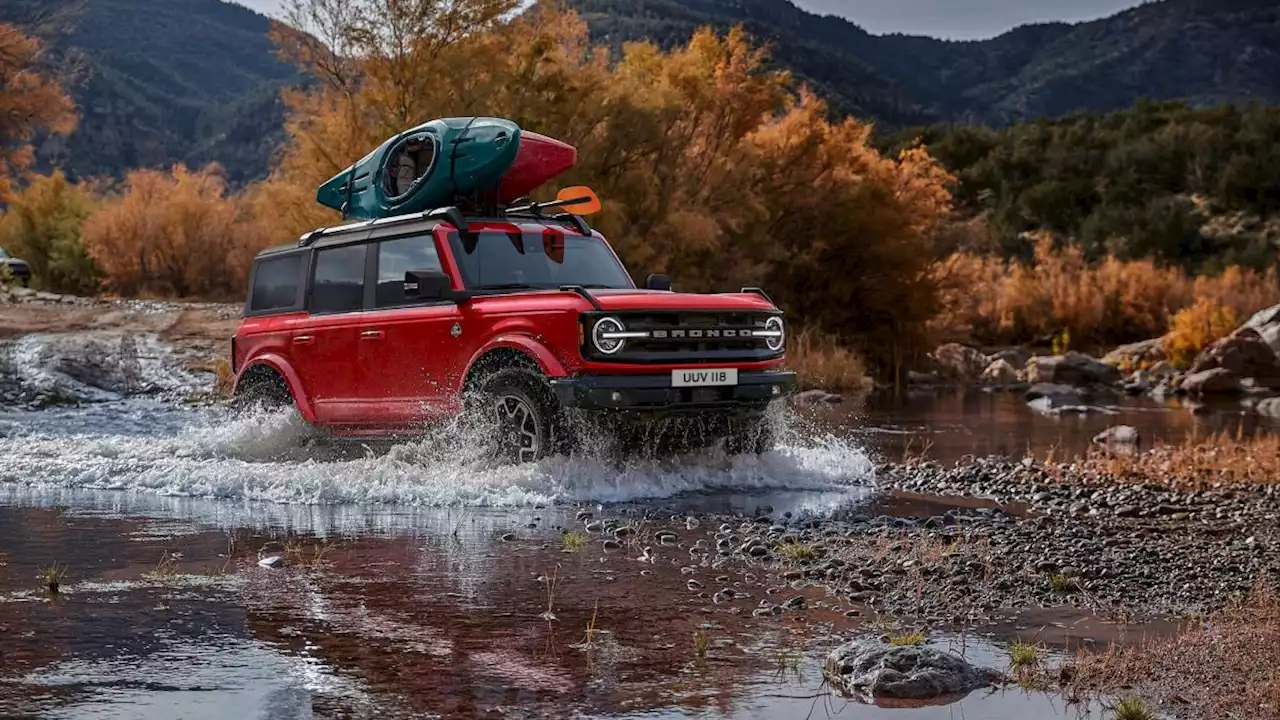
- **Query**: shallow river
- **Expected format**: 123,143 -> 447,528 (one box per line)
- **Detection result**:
0,390 -> 1272,719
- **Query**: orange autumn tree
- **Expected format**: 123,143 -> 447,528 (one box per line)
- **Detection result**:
0,23 -> 76,201
83,165 -> 263,298
259,1 -> 954,371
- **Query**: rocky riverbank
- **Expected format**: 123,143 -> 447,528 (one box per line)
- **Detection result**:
0,288 -> 238,407
911,302 -> 1280,419
576,439 -> 1280,629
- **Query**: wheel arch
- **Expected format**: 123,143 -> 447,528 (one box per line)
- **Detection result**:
461,336 -> 567,392
231,354 -> 315,421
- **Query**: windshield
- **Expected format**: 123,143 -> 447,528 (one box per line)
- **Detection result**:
448,231 -> 633,291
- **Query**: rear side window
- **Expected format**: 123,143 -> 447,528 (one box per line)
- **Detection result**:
376,234 -> 442,307
311,244 -> 367,314
249,255 -> 302,312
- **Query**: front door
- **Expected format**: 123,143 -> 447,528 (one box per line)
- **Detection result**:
294,242 -> 369,424
356,230 -> 463,425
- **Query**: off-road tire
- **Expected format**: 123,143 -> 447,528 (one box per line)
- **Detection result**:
470,367 -> 563,464
233,369 -> 294,411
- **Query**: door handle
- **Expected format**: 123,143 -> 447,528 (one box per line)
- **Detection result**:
293,335 -> 314,346
361,329 -> 385,340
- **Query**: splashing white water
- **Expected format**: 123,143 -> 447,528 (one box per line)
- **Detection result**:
0,402 -> 874,507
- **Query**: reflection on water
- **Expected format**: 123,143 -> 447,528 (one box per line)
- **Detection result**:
847,388 -> 1280,464
0,391 -> 1242,717
0,502 -> 1113,719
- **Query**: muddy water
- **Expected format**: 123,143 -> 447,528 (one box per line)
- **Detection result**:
1,386 -> 1261,718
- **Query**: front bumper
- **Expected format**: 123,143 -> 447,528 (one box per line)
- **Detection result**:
550,370 -> 797,415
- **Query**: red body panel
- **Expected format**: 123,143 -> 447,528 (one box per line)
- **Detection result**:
232,219 -> 788,435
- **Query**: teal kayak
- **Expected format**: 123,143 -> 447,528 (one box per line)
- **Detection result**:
316,117 -> 523,220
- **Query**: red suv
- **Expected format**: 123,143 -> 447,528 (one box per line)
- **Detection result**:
231,209 -> 795,462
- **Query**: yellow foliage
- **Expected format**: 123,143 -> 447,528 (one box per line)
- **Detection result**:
1165,299 -> 1239,369
0,171 -> 99,294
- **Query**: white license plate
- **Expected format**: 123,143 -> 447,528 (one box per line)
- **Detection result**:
672,368 -> 738,387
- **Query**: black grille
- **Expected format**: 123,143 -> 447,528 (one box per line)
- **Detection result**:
583,311 -> 783,364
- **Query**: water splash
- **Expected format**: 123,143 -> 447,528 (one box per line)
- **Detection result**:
0,401 -> 874,507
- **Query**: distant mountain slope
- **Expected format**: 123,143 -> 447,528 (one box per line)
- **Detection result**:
571,0 -> 1280,124
4,0 -> 1277,183
0,0 -> 296,184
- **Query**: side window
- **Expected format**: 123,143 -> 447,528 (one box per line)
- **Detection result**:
311,244 -> 367,314
376,234 -> 442,307
250,255 -> 302,312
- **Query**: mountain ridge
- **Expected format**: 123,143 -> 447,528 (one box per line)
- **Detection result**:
6,0 -> 1279,183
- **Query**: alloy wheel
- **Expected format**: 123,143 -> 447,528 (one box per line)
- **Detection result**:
494,394 -> 542,463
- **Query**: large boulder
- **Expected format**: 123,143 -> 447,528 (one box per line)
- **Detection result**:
1257,397 -> 1280,417
1027,352 -> 1121,386
1102,337 -> 1165,368
931,343 -> 989,381
979,358 -> 1020,386
824,639 -> 1003,700
1187,327 -> 1280,389
1181,367 -> 1242,396
1242,304 -> 1280,356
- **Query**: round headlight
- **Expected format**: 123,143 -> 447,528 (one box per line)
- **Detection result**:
764,316 -> 785,352
592,316 -> 626,355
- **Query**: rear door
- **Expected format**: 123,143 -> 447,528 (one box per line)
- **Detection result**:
356,226 -> 463,424
293,241 -> 371,424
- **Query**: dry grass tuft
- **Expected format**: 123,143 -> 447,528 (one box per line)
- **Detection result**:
931,238 -> 1280,347
888,630 -> 927,646
1069,582 -> 1280,719
775,541 -> 817,561
787,328 -> 868,392
1088,432 -> 1280,490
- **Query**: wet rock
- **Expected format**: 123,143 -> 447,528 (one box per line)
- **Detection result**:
602,539 -> 621,550
500,533 -> 516,542
685,517 -> 700,530
687,579 -> 705,590
1025,384 -> 1112,415
584,521 -> 603,533
1027,352 -> 1120,386
783,595 -> 806,610
1182,367 -> 1242,396
1188,327 -> 1280,389
1093,425 -> 1141,448
1257,397 -> 1280,417
824,639 -> 1003,700
257,555 -> 286,568
979,358 -> 1020,386
1103,337 -> 1165,370
906,370 -> 941,386
931,343 -> 989,381
656,530 -> 679,545
1242,303 -> 1280,355
792,389 -> 844,406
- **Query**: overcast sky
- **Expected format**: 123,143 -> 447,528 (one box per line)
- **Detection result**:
232,0 -> 1146,41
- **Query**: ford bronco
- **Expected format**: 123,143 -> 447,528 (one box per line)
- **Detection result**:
230,118 -> 796,462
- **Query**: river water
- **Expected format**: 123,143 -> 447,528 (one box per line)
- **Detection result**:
1,382 -> 1273,718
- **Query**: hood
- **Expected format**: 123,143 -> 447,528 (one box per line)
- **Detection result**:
585,289 -> 779,313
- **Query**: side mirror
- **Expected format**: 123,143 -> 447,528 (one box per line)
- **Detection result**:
645,273 -> 672,291
405,269 -> 465,302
